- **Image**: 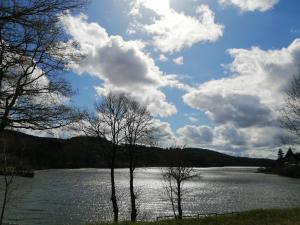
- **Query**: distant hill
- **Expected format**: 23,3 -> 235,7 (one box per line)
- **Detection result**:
1,130 -> 274,169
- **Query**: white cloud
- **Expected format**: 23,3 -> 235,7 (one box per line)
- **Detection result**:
184,93 -> 273,127
19,124 -> 84,139
188,116 -> 198,123
173,56 -> 184,65
175,123 -> 291,158
177,125 -> 213,145
214,124 -> 246,146
129,1 -> 224,53
152,119 -> 177,147
219,0 -> 279,12
164,74 -> 193,91
2,51 -> 70,108
182,39 -> 300,155
184,39 -> 300,120
159,54 -> 168,62
61,13 -> 180,117
242,126 -> 290,148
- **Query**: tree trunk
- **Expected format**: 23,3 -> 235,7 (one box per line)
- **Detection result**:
129,166 -> 137,221
0,177 -> 8,225
129,145 -> 137,222
0,135 -> 7,225
177,181 -> 182,219
0,123 -> 5,133
110,149 -> 118,222
168,177 -> 176,218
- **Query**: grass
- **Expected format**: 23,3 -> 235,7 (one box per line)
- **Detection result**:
87,208 -> 300,225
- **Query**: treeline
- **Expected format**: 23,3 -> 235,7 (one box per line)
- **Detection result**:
258,148 -> 300,178
277,147 -> 300,166
3,130 -> 273,170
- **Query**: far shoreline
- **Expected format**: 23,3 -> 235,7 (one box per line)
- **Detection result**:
34,166 -> 260,171
257,165 -> 300,179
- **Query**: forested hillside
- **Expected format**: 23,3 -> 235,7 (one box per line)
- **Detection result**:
2,130 -> 274,169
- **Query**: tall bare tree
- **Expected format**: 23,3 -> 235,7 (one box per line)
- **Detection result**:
0,1 -> 86,223
84,93 -> 127,222
281,74 -> 300,138
162,147 -> 199,219
123,98 -> 154,222
0,0 -> 86,132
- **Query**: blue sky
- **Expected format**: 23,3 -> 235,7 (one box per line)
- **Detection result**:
61,0 -> 300,158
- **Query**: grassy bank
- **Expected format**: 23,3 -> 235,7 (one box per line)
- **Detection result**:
88,208 -> 300,225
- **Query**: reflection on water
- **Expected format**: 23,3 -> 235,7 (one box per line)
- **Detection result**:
2,167 -> 300,225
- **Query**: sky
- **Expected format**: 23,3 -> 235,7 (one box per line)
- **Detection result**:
53,0 -> 300,158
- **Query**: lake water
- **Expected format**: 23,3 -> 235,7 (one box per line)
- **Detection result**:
2,167 -> 300,225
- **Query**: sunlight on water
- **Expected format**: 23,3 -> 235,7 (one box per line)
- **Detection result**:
2,167 -> 300,225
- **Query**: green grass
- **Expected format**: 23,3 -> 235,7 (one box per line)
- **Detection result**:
88,208 -> 300,225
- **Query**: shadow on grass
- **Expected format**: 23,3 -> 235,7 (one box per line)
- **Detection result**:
87,208 -> 300,225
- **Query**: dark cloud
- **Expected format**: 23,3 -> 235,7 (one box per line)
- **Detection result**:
90,37 -> 159,87
216,125 -> 246,146
185,93 -> 273,128
177,125 -> 213,144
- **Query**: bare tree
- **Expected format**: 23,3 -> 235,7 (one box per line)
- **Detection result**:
0,1 -> 86,223
0,0 -> 86,23
123,98 -> 154,222
162,147 -> 199,219
84,93 -> 127,222
281,75 -> 300,139
163,170 -> 177,218
0,0 -> 86,132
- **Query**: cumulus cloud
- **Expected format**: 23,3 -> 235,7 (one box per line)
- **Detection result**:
173,56 -> 184,65
159,54 -> 168,62
176,123 -> 291,158
244,126 -> 290,148
61,13 -> 180,117
177,125 -> 213,145
129,0 -> 224,53
214,124 -> 246,146
184,93 -> 273,127
182,39 -> 300,155
152,119 -> 177,147
219,0 -> 279,12
184,39 -> 300,121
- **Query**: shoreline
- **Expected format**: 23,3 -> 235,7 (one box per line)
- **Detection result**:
257,165 -> 300,178
87,208 -> 300,225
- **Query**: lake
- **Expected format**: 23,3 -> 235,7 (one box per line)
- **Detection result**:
2,167 -> 300,225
